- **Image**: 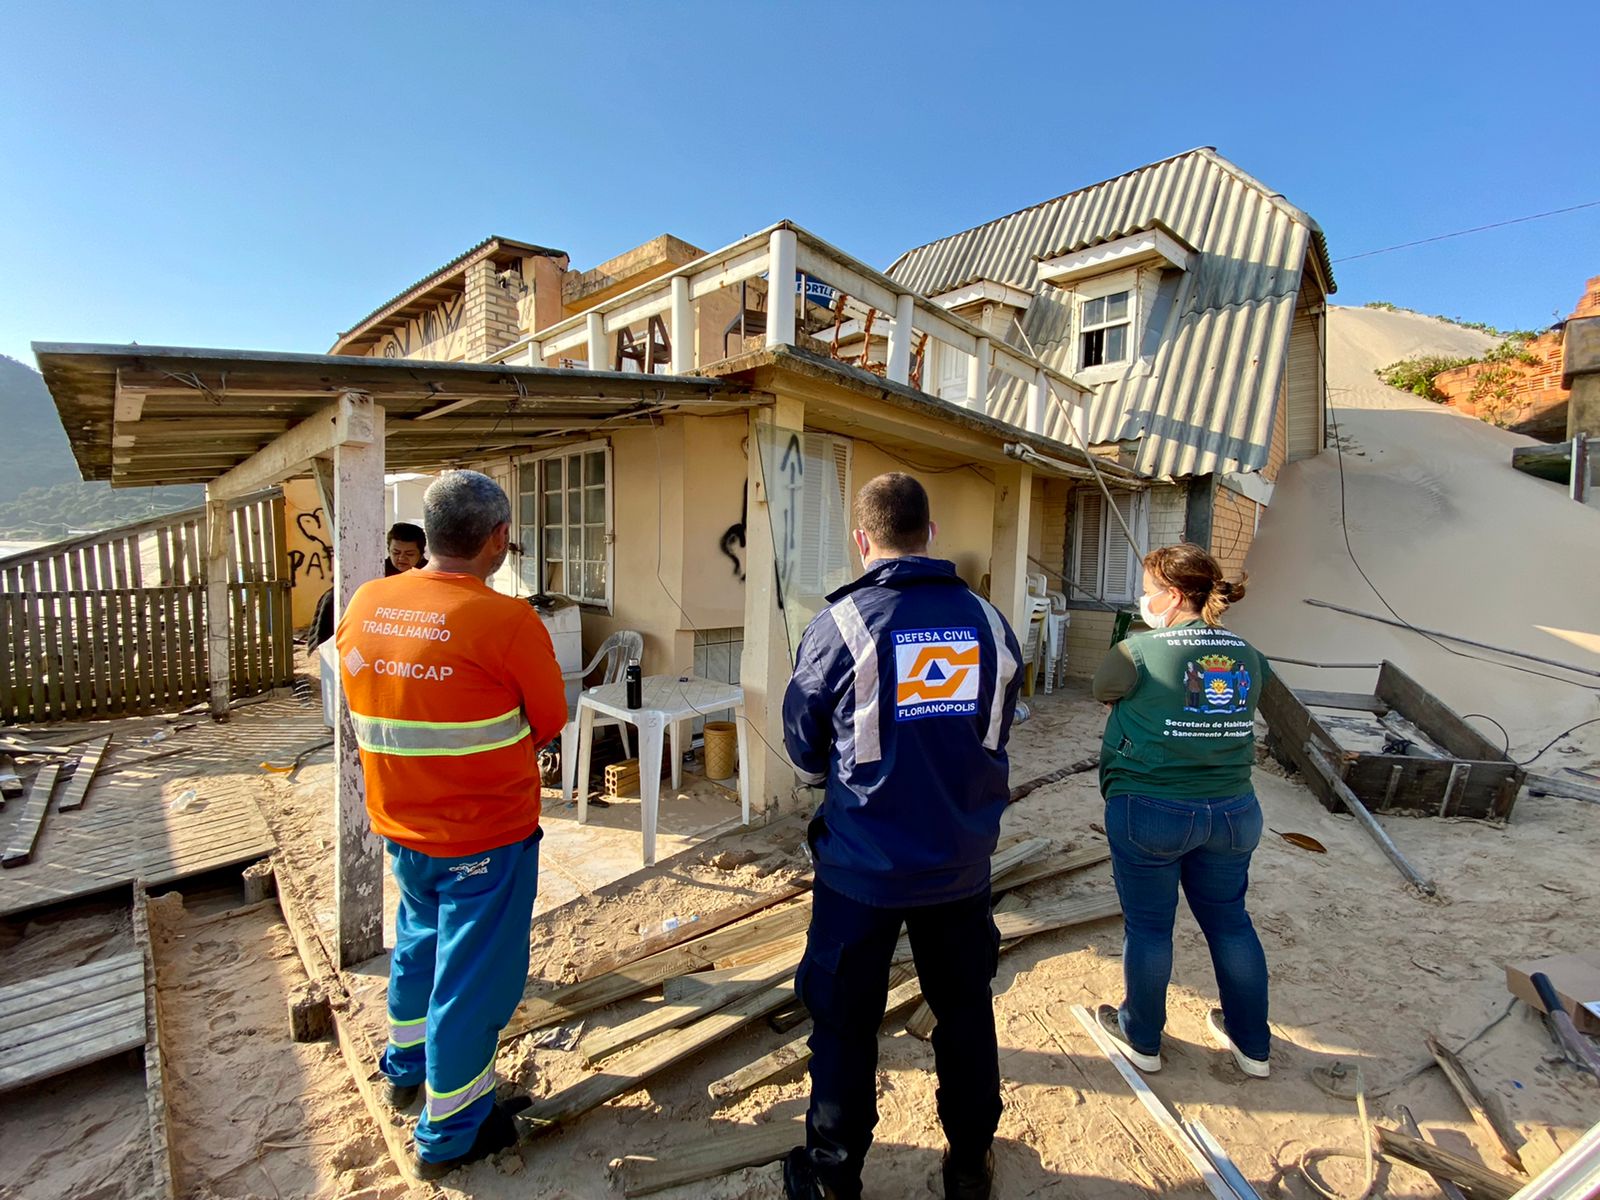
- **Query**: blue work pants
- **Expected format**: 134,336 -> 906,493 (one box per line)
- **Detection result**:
379,830 -> 540,1162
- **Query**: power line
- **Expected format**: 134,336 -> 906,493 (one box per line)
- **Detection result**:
1333,199 -> 1600,263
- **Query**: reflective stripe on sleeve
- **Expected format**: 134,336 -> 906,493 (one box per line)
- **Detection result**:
828,596 -> 882,767
975,597 -> 1018,751
348,706 -> 531,758
424,1060 -> 497,1123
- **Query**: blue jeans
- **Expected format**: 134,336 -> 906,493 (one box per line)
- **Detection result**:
380,830 -> 541,1162
1105,792 -> 1270,1062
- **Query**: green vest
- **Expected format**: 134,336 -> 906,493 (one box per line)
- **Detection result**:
1099,620 -> 1270,800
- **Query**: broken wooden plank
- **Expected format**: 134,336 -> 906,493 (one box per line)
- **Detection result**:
133,886 -> 178,1200
503,900 -> 814,1042
1426,1033 -> 1526,1173
1067,1004 -> 1237,1200
1,761 -> 62,868
612,1120 -> 804,1198
520,974 -> 801,1137
581,953 -> 796,1065
56,734 -> 111,812
1526,771 -> 1600,805
1303,741 -> 1436,895
1297,689 -> 1389,714
991,842 -> 1110,895
708,967 -> 923,1103
576,884 -> 811,982
0,951 -> 145,1093
1376,1127 -> 1520,1200
1399,1106 -> 1469,1200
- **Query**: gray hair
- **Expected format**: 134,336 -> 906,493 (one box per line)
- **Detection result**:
423,470 -> 511,558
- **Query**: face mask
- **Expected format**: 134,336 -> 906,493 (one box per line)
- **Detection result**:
1139,589 -> 1177,630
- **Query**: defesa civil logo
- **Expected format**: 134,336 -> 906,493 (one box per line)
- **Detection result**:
893,627 -> 980,721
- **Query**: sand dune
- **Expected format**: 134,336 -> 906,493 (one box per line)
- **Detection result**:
1231,305 -> 1600,761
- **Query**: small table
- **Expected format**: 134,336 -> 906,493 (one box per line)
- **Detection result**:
570,674 -> 750,866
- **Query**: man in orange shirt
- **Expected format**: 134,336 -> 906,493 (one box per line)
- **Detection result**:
336,470 -> 566,1177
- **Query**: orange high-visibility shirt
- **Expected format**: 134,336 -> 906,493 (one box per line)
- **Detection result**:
335,570 -> 568,857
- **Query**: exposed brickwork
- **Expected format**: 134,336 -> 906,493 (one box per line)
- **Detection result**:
1433,275 -> 1600,436
1211,486 -> 1257,582
1037,479 -> 1069,579
463,258 -> 524,361
1148,483 -> 1187,550
1063,608 -> 1117,680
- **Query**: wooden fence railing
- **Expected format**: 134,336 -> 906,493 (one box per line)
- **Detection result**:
0,491 -> 293,724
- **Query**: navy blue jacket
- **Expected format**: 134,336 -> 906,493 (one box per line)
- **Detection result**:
782,556 -> 1023,907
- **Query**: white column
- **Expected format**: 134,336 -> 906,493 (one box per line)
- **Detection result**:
740,398 -> 805,815
204,493 -> 230,717
766,229 -> 797,350
524,339 -> 543,367
586,311 -> 607,371
1029,368 -> 1049,434
887,292 -> 916,384
969,337 -> 991,413
333,405 -> 386,968
670,275 -> 694,373
990,462 -> 1034,636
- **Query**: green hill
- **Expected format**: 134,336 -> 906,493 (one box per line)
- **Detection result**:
0,355 -> 201,539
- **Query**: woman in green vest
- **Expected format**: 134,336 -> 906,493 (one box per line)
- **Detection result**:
1091,542 -> 1272,1078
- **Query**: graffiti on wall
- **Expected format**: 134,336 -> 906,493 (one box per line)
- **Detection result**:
776,434 -> 803,596
379,292 -> 467,359
719,490 -> 747,581
288,508 -> 333,586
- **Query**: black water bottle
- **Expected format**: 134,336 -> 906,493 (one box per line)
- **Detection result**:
625,660 -> 642,710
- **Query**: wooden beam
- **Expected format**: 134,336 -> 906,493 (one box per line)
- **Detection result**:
203,495 -> 230,716
1,762 -> 61,867
1376,1128 -> 1520,1200
208,393 -> 376,501
333,407 -> 386,967
577,883 -> 809,982
133,886 -> 178,1200
613,1120 -> 804,1198
1426,1034 -> 1526,1173
1296,689 -> 1390,715
55,735 -> 110,812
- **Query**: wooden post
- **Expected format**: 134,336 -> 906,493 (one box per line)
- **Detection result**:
989,462 -> 1033,635
670,275 -> 694,373
969,336 -> 991,412
766,229 -> 797,350
887,292 -> 915,384
741,398 -> 805,815
333,404 -> 386,967
1571,432 -> 1590,504
204,492 -> 230,716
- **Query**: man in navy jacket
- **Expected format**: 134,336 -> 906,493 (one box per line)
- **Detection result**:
782,473 -> 1022,1200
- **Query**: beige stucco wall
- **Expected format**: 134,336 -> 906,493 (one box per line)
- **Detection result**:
371,292 -> 471,361
283,478 -> 332,629
846,444 -> 994,589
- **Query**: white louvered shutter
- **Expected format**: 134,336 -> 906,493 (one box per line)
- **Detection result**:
1102,491 -> 1141,604
1073,489 -> 1103,600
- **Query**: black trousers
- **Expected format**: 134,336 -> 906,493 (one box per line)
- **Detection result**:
797,878 -> 1003,1196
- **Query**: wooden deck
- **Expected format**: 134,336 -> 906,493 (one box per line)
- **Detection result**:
0,951 -> 145,1092
0,760 -> 277,918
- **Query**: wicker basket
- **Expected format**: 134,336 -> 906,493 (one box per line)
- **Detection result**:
703,721 -> 738,781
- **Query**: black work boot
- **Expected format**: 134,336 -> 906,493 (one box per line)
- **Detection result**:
943,1148 -> 995,1200
784,1146 -> 849,1200
411,1098 -> 521,1180
384,1081 -> 420,1109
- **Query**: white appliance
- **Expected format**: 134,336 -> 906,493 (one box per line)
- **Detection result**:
529,595 -> 585,708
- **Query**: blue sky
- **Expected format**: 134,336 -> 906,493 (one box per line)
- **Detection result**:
2,0 -> 1598,366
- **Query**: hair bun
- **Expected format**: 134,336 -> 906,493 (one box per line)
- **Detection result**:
1214,580 -> 1234,599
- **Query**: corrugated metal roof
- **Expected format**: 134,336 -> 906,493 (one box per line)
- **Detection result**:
886,149 -> 1334,479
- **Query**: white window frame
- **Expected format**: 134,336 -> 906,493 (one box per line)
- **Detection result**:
515,440 -> 614,612
1070,486 -> 1147,606
1075,269 -> 1139,380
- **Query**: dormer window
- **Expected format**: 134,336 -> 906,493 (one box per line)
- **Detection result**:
1080,290 -> 1131,368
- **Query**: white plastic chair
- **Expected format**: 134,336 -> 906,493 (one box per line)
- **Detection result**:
1018,596 -> 1052,696
560,630 -> 644,803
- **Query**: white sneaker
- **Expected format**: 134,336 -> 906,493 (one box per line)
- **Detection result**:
1207,1008 -> 1269,1077
1096,1004 -> 1162,1072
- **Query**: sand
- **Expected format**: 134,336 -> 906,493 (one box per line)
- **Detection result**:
4,305 -> 1599,1199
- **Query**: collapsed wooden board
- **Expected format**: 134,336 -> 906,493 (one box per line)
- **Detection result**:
0,951 -> 145,1093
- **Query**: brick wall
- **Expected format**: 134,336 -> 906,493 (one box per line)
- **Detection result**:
1037,479 -> 1069,579
1211,486 -> 1258,581
1433,275 -> 1600,437
463,258 -> 524,361
1063,608 -> 1118,680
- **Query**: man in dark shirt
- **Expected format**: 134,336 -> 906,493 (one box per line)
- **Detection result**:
308,522 -> 429,648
